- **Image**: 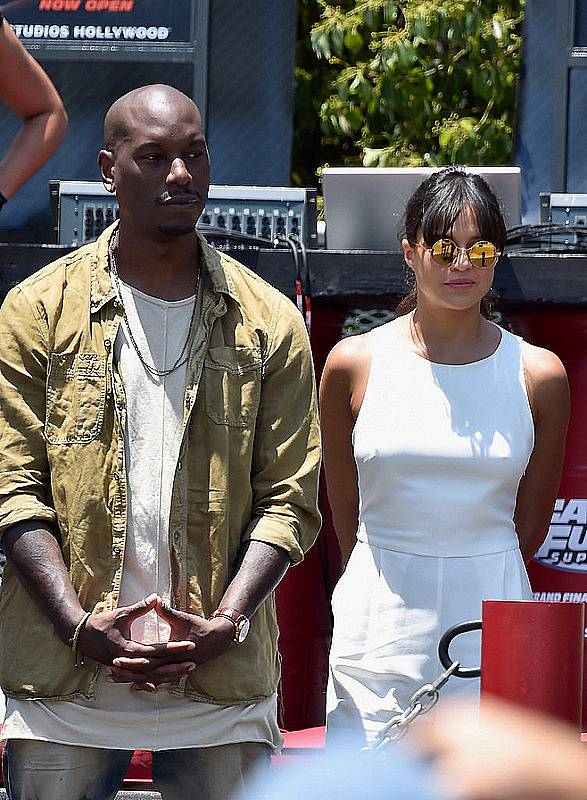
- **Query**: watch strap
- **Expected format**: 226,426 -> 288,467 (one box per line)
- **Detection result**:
210,607 -> 250,643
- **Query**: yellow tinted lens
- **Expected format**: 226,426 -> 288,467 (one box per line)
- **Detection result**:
431,239 -> 458,266
469,241 -> 498,268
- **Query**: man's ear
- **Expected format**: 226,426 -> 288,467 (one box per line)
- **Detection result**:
98,150 -> 116,194
401,237 -> 415,271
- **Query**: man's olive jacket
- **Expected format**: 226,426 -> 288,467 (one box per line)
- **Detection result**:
0,223 -> 321,704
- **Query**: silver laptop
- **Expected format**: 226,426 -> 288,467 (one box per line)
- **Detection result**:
322,166 -> 521,251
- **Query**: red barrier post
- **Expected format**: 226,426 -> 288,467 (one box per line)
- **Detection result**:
480,600 -> 584,729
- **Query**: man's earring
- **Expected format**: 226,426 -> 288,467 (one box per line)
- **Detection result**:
102,180 -> 115,194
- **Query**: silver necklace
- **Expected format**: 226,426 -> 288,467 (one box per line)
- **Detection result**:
108,232 -> 201,378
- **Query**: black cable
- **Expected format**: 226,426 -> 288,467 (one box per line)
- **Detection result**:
505,223 -> 587,254
198,224 -> 269,249
289,233 -> 312,335
274,232 -> 305,318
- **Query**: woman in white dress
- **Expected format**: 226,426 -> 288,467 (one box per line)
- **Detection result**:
320,168 -> 570,748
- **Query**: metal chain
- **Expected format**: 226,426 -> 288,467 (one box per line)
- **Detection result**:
108,231 -> 201,378
367,660 -> 461,751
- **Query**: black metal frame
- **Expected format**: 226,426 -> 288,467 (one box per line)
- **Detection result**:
3,245 -> 587,306
551,0 -> 587,192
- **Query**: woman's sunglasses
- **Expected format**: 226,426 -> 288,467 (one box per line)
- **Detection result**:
417,239 -> 501,269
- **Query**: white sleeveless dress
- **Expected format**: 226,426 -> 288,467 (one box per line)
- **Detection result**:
326,320 -> 535,746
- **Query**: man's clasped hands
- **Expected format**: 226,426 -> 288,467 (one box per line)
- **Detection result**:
76,593 -> 235,692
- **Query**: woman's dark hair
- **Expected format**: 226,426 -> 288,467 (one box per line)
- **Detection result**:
396,167 -> 507,318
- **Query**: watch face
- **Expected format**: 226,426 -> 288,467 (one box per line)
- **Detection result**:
236,617 -> 250,643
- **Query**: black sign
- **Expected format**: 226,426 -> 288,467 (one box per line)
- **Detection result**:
4,0 -> 192,43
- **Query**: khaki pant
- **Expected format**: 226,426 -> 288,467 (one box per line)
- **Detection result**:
3,739 -> 270,800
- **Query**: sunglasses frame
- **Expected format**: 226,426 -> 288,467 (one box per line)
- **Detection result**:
416,238 -> 501,269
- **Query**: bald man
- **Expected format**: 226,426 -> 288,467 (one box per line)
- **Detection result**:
0,85 -> 321,800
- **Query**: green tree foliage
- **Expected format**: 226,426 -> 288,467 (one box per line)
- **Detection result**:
308,0 -> 524,167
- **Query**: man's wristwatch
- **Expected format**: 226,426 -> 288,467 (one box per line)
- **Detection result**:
210,607 -> 250,644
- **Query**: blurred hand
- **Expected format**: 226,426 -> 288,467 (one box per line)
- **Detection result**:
410,698 -> 586,800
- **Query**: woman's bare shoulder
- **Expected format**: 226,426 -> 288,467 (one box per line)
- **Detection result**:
520,340 -> 568,385
326,319 -> 405,370
321,331 -> 374,422
325,331 -> 371,372
324,331 -> 372,382
520,340 -> 569,420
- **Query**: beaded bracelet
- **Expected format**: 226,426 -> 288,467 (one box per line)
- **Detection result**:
71,611 -> 91,668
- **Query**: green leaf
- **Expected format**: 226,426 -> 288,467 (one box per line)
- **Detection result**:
347,106 -> 364,130
363,9 -> 376,29
460,117 -> 478,134
492,17 -> 505,41
331,26 -> 344,56
363,148 -> 382,167
396,40 -> 416,67
439,128 -> 454,150
344,30 -> 364,55
311,30 -> 331,59
381,74 -> 396,104
349,71 -> 362,91
413,17 -> 428,39
383,3 -> 398,25
337,81 -> 350,101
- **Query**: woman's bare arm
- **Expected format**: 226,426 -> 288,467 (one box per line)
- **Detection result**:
515,343 -> 570,563
0,17 -> 67,199
319,334 -> 370,565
